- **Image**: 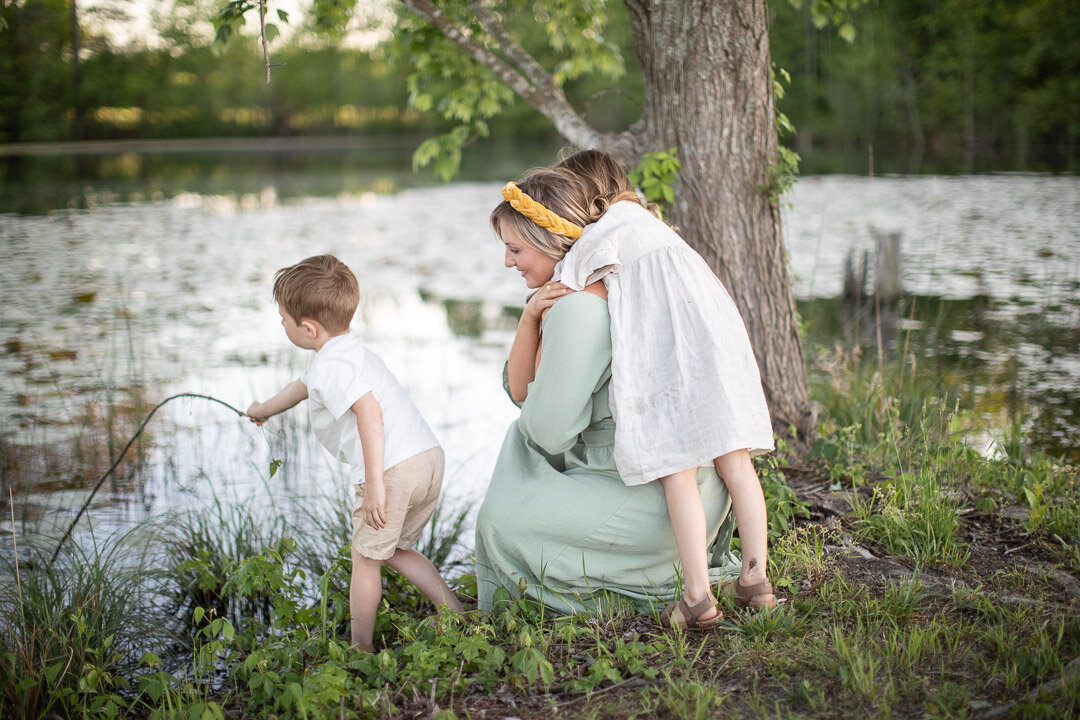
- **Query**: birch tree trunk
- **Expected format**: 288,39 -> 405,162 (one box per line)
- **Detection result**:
624,0 -> 815,437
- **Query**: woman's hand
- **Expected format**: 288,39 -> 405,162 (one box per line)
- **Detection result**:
524,282 -> 572,323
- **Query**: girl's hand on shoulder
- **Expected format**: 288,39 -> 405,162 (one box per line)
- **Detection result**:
525,282 -> 573,323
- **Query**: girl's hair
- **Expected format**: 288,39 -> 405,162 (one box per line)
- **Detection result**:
273,254 -> 359,333
555,149 -> 661,219
490,167 -> 597,261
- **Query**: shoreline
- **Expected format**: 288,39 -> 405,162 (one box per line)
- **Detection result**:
0,135 -> 425,157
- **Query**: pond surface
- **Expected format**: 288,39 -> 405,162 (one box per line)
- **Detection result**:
1,150 -> 1077,557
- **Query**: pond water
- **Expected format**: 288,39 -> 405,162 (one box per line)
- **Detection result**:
1,149 -> 1077,557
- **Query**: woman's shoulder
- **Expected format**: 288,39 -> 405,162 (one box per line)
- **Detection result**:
558,288 -> 608,310
543,288 -> 609,331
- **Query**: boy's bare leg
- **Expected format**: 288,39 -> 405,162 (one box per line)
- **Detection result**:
385,548 -> 464,612
350,548 -> 383,648
713,449 -> 775,607
660,469 -> 718,622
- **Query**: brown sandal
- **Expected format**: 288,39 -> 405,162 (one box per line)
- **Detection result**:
660,596 -> 722,629
721,578 -> 777,610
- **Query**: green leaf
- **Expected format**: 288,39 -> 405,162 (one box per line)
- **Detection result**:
412,93 -> 433,112
138,675 -> 164,703
839,22 -> 856,43
44,661 -> 63,684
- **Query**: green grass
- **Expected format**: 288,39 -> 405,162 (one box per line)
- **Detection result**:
0,529 -> 171,719
2,346 -> 1078,719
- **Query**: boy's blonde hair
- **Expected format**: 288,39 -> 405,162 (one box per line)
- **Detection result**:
273,254 -> 359,333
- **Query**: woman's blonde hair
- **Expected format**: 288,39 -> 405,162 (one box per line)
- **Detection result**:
273,254 -> 359,333
490,167 -> 597,261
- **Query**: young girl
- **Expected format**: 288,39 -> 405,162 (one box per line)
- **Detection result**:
501,152 -> 776,628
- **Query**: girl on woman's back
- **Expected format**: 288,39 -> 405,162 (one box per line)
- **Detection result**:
503,151 -> 776,626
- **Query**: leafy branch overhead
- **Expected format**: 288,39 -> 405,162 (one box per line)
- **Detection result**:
785,0 -> 871,43
215,0 -> 629,178
393,0 -> 626,179
215,1 -> 289,46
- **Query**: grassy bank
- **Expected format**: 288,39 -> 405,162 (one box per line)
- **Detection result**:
2,349 -> 1078,719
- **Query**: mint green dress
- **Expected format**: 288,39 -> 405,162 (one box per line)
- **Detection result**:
475,292 -> 740,615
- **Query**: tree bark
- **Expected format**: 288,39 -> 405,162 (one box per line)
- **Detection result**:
621,0 -> 815,438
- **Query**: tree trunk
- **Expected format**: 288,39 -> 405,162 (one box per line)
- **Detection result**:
623,0 -> 816,439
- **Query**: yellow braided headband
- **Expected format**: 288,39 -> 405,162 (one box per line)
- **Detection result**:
501,181 -> 583,241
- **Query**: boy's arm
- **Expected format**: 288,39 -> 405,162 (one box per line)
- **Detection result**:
507,282 -> 571,403
246,379 -> 308,424
352,392 -> 387,530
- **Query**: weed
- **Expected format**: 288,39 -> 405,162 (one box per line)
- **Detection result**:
849,468 -> 970,569
651,671 -> 725,719
769,522 -> 836,593
757,451 -> 812,540
0,530 -> 169,719
831,623 -> 896,707
727,605 -> 802,648
164,499 -> 289,628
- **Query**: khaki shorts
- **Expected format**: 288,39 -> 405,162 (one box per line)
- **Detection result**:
352,446 -> 444,561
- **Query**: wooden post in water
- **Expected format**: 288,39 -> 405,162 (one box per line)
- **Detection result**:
841,247 -> 870,344
873,230 -> 903,364
874,231 -> 903,303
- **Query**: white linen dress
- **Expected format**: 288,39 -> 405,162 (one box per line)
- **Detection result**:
554,201 -> 774,486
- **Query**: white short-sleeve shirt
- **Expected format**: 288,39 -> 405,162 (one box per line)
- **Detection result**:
304,333 -> 439,484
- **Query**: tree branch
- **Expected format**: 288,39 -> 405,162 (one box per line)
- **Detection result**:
467,1 -> 556,95
398,0 -> 607,150
259,0 -> 270,84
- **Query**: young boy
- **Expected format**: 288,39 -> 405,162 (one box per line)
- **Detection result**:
246,254 -> 463,651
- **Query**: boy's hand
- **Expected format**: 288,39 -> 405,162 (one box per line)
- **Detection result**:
361,480 -> 387,530
524,282 -> 572,323
245,402 -> 268,425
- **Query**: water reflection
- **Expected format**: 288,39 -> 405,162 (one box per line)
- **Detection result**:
0,173 -> 1077,556
800,293 -> 1079,461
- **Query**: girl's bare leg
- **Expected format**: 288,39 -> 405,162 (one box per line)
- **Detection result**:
660,469 -> 718,622
385,548 -> 464,612
714,449 -> 775,607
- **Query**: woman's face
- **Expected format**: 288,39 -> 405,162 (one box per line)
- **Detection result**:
501,225 -> 557,289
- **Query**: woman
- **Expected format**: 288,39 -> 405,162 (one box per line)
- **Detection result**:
474,167 -> 740,616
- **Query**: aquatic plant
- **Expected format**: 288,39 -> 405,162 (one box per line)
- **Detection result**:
0,529 -> 170,720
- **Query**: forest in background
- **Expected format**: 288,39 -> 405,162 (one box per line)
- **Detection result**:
0,0 -> 1077,174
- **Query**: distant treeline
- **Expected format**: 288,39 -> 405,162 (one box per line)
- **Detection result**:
1,1 -> 1076,173
771,0 -> 1079,173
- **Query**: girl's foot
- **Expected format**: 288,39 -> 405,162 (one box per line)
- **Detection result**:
722,578 -> 776,610
660,596 -> 722,629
